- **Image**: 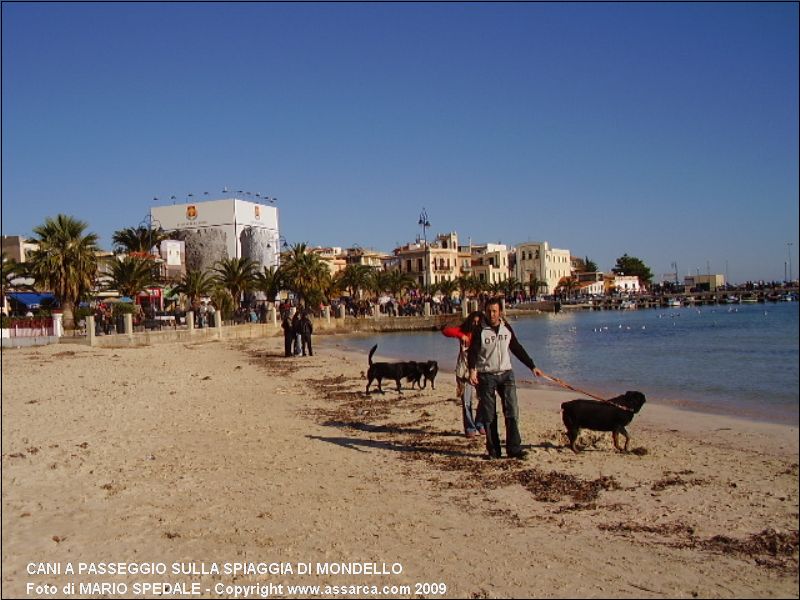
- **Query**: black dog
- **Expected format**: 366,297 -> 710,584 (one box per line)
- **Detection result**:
366,345 -> 421,394
561,391 -> 646,453
408,360 -> 439,390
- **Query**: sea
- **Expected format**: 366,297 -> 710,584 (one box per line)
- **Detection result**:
338,302 -> 799,425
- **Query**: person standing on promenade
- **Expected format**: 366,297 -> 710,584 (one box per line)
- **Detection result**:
300,311 -> 314,357
281,313 -> 294,357
441,311 -> 485,437
468,297 -> 543,460
291,312 -> 302,356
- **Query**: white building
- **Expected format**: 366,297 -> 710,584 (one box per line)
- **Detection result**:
151,198 -> 280,273
610,275 -> 642,294
469,243 -> 511,285
515,241 -> 572,297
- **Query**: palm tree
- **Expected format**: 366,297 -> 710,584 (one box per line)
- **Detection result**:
171,270 -> 217,309
338,263 -> 374,299
456,275 -> 473,302
25,214 -> 100,328
280,243 -> 329,307
213,257 -> 257,308
106,256 -> 158,299
558,276 -> 578,300
112,225 -> 170,255
503,277 -> 521,299
527,274 -> 547,299
438,278 -> 459,301
381,269 -> 415,300
253,265 -> 284,303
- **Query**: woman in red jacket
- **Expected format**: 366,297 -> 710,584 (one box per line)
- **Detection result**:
441,311 -> 485,437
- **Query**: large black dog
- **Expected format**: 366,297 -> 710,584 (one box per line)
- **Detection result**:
561,391 -> 646,453
408,361 -> 439,390
365,345 -> 437,394
366,345 -> 418,394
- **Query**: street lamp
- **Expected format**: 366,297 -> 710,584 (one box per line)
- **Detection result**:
418,208 -> 431,287
788,242 -> 794,284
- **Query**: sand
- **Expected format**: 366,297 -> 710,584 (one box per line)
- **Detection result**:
2,336 -> 798,599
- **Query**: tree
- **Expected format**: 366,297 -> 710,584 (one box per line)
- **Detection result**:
213,257 -> 257,308
25,214 -> 100,328
613,254 -> 653,286
338,263 -> 374,299
526,273 -> 548,299
583,256 -> 598,272
280,243 -> 329,307
253,265 -> 284,303
557,276 -> 578,300
112,226 -> 170,255
383,269 -> 415,298
106,256 -> 158,299
503,277 -> 521,298
437,278 -> 459,300
171,270 -> 217,309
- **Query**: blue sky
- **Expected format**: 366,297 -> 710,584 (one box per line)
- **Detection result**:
2,2 -> 798,283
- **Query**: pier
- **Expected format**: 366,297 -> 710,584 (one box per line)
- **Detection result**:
560,286 -> 798,311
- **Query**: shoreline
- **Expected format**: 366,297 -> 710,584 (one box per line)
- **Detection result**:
323,338 -> 799,457
3,339 -> 798,598
319,331 -> 800,429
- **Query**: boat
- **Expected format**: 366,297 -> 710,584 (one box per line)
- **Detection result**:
666,298 -> 682,308
620,300 -> 637,310
741,295 -> 758,304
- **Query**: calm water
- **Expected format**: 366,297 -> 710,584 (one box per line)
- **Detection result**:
338,303 -> 799,425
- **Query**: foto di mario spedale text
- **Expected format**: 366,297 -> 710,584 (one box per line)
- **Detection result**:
25,561 -> 449,597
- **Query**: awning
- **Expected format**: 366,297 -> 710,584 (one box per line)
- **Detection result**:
7,292 -> 58,309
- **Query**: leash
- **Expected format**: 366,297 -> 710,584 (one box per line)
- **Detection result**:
536,372 -> 607,401
521,372 -> 635,413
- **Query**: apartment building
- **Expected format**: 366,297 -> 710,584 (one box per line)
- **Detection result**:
1,235 -> 39,263
468,243 -> 511,285
394,232 -> 461,287
515,241 -> 572,297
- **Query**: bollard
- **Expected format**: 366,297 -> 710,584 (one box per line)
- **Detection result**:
52,312 -> 64,338
124,313 -> 133,340
424,302 -> 431,317
87,316 -> 96,346
461,303 -> 468,318
324,305 -> 331,324
187,311 -> 194,333
268,306 -> 277,326
337,304 -> 346,319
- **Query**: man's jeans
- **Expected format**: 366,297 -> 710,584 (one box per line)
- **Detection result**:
476,370 -> 522,457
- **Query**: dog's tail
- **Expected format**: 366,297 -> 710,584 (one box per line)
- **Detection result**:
368,344 -> 378,365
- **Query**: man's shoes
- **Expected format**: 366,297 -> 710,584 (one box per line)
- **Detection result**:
507,449 -> 529,460
482,452 -> 502,460
465,430 -> 478,438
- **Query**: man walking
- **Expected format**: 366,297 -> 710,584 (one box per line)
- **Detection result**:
468,297 -> 543,460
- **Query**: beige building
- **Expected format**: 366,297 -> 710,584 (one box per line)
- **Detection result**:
469,243 -> 511,285
394,232 -> 461,287
515,241 -> 572,297
308,247 -> 347,277
345,247 -> 391,269
1,236 -> 38,263
684,273 -> 725,291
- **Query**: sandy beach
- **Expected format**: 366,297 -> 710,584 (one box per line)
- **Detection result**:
2,335 -> 798,599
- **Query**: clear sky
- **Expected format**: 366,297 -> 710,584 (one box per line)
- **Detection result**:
2,2 -> 798,283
